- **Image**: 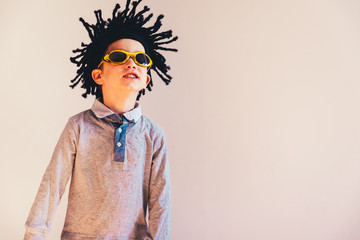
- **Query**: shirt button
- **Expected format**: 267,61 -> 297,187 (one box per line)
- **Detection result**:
118,128 -> 122,133
117,142 -> 122,147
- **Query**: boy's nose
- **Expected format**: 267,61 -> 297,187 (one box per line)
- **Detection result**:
125,57 -> 136,69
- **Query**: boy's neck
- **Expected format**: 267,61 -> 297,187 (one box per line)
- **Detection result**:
102,92 -> 138,115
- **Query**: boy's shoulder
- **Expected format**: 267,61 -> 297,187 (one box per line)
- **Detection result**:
67,108 -> 93,124
140,115 -> 165,135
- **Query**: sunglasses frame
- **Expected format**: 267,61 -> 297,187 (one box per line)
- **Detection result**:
97,50 -> 153,69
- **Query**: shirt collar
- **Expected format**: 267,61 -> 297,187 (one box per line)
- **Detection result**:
91,98 -> 142,123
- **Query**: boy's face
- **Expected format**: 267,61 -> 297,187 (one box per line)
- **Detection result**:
92,38 -> 150,98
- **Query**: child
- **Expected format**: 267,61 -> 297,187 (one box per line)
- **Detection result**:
24,1 -> 177,239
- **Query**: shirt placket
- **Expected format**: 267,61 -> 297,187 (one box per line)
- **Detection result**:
114,117 -> 129,162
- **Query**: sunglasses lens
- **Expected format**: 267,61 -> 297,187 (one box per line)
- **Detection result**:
108,51 -> 127,63
135,53 -> 151,66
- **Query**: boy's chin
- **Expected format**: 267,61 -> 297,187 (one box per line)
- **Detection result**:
121,82 -> 145,91
118,86 -> 144,96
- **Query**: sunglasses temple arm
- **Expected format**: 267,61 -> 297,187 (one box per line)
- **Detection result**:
97,61 -> 105,69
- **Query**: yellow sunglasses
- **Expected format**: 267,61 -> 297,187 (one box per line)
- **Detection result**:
98,50 -> 153,69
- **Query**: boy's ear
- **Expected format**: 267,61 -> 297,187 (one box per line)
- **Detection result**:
92,69 -> 104,85
146,74 -> 151,86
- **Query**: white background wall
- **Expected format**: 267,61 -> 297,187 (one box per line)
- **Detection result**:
1,0 -> 360,239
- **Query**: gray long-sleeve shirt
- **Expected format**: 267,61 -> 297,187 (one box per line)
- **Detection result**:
24,99 -> 171,240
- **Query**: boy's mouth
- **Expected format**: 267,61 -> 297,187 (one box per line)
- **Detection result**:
123,73 -> 139,79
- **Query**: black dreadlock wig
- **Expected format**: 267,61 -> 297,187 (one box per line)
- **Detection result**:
70,0 -> 178,100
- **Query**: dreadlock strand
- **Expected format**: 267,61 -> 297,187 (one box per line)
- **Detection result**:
142,12 -> 153,26
151,30 -> 173,42
112,3 -> 121,19
79,17 -> 95,40
128,1 -> 140,19
71,50 -> 86,61
155,62 -> 172,78
122,0 -> 131,18
134,6 -> 150,24
153,68 -> 171,85
148,15 -> 164,34
90,85 -> 96,95
157,36 -> 179,45
71,52 -> 86,64
95,10 -> 106,30
69,56 -> 79,64
72,47 -> 84,53
155,46 -> 178,52
70,73 -> 83,87
148,77 -> 154,88
136,89 -> 145,100
95,10 -> 101,24
134,6 -> 150,20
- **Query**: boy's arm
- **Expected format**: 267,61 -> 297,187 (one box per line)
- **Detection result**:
147,131 -> 171,240
24,119 -> 77,240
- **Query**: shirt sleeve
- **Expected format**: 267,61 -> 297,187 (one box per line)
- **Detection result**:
24,119 -> 77,240
147,130 -> 171,240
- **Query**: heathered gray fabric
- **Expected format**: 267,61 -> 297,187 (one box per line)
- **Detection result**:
24,99 -> 171,240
